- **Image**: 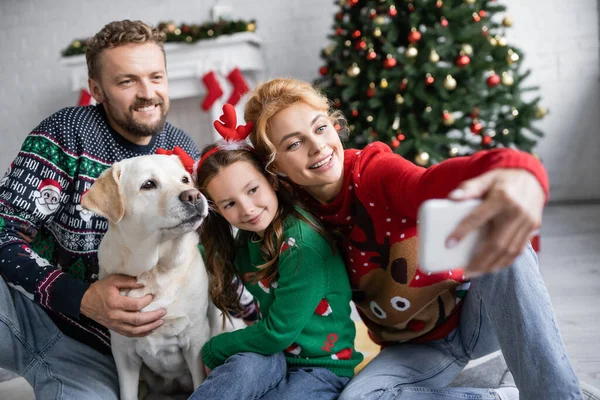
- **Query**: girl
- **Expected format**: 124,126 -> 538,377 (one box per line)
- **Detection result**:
188,105 -> 362,400
242,78 -> 583,400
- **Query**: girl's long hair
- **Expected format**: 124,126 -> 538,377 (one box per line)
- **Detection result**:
197,145 -> 331,315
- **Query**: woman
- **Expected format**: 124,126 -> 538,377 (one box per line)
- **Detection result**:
242,78 -> 582,400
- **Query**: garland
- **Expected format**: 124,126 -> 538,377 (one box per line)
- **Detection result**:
61,19 -> 257,57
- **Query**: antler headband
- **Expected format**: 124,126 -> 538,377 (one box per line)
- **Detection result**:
194,103 -> 254,176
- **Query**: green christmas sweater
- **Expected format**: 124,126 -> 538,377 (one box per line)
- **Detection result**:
201,213 -> 363,377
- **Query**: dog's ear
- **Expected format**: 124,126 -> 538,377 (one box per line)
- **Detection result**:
81,164 -> 125,224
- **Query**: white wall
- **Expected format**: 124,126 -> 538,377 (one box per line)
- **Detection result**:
0,0 -> 598,201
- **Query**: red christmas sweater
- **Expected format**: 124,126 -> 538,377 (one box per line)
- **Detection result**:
299,142 -> 549,344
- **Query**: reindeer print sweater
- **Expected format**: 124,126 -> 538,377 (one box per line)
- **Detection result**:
300,142 -> 549,344
201,213 -> 363,377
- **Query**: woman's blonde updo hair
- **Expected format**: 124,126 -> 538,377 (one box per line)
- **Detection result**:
244,78 -> 344,173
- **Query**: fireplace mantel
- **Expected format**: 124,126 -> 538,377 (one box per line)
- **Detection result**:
61,32 -> 265,140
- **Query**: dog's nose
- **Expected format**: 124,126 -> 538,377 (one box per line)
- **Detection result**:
179,189 -> 202,205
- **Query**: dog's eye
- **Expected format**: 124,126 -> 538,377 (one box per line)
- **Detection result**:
182,176 -> 190,184
141,180 -> 157,190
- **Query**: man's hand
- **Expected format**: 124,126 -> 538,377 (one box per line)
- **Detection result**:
446,168 -> 545,277
81,274 -> 166,337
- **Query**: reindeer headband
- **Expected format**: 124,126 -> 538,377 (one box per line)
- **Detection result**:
157,104 -> 254,179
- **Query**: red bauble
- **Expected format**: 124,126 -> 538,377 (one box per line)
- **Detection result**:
336,27 -> 344,35
479,10 -> 486,17
347,0 -> 359,6
319,66 -> 328,76
367,87 -> 376,97
470,122 -> 483,134
352,30 -> 361,38
391,139 -> 400,148
366,51 -> 377,60
456,55 -> 471,67
441,18 -> 449,27
408,30 -> 422,44
336,12 -> 344,21
383,57 -> 397,69
473,13 -> 481,22
408,4 -> 415,12
355,40 -> 367,50
397,133 -> 406,141
389,6 -> 398,17
482,135 -> 492,145
486,74 -> 500,87
425,75 -> 435,85
369,10 -> 377,19
351,109 -> 359,117
370,131 -> 378,137
399,79 -> 408,91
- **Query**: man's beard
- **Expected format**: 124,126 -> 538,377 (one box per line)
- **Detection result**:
104,95 -> 168,137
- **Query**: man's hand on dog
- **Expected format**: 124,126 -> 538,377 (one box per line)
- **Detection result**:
81,274 -> 166,337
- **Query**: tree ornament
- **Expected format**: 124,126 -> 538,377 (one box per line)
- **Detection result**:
429,50 -> 440,63
482,135 -> 492,146
502,128 -> 510,135
535,106 -> 548,118
345,40 -> 351,47
392,116 -> 400,130
436,0 -> 443,8
461,44 -> 473,56
347,0 -> 359,6
367,82 -> 376,97
470,121 -> 483,134
408,4 -> 415,12
397,133 -> 406,141
425,73 -> 435,85
471,107 -> 480,118
347,63 -> 360,77
400,78 -> 408,91
380,78 -> 389,88
507,50 -> 520,64
336,27 -> 344,36
352,109 -> 359,117
384,54 -> 397,68
444,75 -> 457,90
449,147 -> 459,157
472,12 -> 481,22
389,5 -> 397,17
408,28 -> 422,44
501,72 -> 514,86
479,10 -> 486,18
464,0 -> 475,3
319,66 -> 328,76
405,45 -> 418,58
442,110 -> 455,126
486,73 -> 500,87
336,12 -> 344,21
456,54 -> 471,67
355,40 -> 367,50
373,27 -> 382,37
391,139 -> 400,148
366,115 -> 374,122
352,30 -> 361,38
511,107 -> 519,117
324,44 -> 336,56
396,94 -> 405,104
489,37 -> 498,46
369,9 -> 377,19
481,26 -> 489,37
367,50 -> 377,60
486,129 -> 496,137
502,15 -> 513,27
440,17 -> 449,27
425,106 -> 432,113
334,98 -> 341,107
498,37 -> 508,46
373,16 -> 386,25
415,152 -> 430,166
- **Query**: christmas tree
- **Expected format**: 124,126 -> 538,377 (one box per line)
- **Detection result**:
317,0 -> 548,166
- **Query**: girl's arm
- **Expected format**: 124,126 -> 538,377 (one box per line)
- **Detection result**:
201,243 -> 328,371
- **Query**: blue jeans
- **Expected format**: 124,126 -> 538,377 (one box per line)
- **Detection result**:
0,278 -> 119,400
339,244 -> 583,400
188,352 -> 350,400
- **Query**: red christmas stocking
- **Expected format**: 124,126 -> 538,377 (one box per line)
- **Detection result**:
201,71 -> 224,111
78,89 -> 92,106
226,68 -> 250,106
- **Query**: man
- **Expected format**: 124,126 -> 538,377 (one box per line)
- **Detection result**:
0,20 -> 255,399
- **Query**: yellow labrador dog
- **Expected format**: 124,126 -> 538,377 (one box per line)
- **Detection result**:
82,154 -> 218,400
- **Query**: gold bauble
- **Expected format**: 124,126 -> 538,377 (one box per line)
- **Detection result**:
347,63 -> 360,77
501,72 -> 514,86
443,75 -> 457,90
373,27 -> 382,37
502,16 -> 513,27
345,40 -> 351,47
511,107 -> 519,117
449,147 -> 459,157
72,40 -> 81,48
374,16 -> 386,25
425,106 -> 432,113
167,23 -> 176,33
396,94 -> 405,104
429,50 -> 440,63
405,45 -> 418,58
507,50 -> 520,64
464,0 -> 475,4
415,152 -> 430,166
325,44 -> 336,56
535,106 -> 548,118
489,37 -> 498,46
442,114 -> 455,126
207,29 -> 214,37
502,129 -> 510,136
174,28 -> 182,35
498,37 -> 508,46
247,22 -> 256,32
462,44 -> 473,56
380,78 -> 388,88
367,115 -> 374,122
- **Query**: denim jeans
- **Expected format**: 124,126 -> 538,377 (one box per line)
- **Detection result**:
188,352 -> 350,400
0,278 -> 119,400
339,244 -> 583,400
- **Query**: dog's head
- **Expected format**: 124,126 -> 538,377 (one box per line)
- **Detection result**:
82,154 -> 208,237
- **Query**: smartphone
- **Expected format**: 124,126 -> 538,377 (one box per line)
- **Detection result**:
417,199 -> 487,273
